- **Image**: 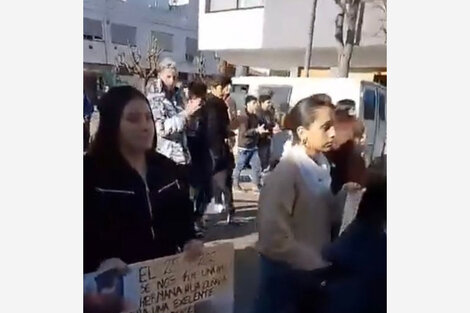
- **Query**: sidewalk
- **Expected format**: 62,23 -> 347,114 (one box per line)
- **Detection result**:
204,188 -> 260,313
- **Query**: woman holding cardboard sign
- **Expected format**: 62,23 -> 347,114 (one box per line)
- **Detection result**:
84,86 -> 203,274
255,95 -> 362,313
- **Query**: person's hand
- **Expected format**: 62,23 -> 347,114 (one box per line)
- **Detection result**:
84,293 -> 130,313
185,98 -> 202,116
183,239 -> 204,262
97,258 -> 129,276
342,182 -> 365,193
257,124 -> 269,134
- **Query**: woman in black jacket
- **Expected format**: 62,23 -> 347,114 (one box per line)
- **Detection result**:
84,86 -> 201,274
316,172 -> 386,313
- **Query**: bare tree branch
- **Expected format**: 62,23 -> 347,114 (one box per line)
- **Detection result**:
115,52 -> 133,74
146,38 -> 163,81
334,0 -> 346,47
354,1 -> 365,45
114,38 -> 164,93
345,0 -> 360,45
375,0 -> 386,13
335,12 -> 345,46
371,0 -> 387,43
194,52 -> 206,78
129,45 -> 144,77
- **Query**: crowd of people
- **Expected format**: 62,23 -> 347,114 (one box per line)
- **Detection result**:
83,57 -> 386,313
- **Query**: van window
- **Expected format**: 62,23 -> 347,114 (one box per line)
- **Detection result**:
258,85 -> 292,113
363,89 -> 376,120
378,93 -> 386,121
232,84 -> 248,93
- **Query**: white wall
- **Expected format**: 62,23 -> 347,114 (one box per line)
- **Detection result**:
84,40 -> 107,64
199,0 -> 385,50
217,45 -> 386,70
198,0 -> 386,69
262,0 -> 385,49
83,0 -> 219,74
198,2 -> 264,50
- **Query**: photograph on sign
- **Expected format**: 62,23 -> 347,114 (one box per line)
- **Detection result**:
84,243 -> 234,313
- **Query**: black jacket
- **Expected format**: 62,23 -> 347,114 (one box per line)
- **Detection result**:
319,220 -> 386,313
325,140 -> 367,195
204,95 -> 231,173
84,152 -> 195,273
186,100 -> 205,139
186,102 -> 212,183
237,112 -> 261,149
257,108 -> 276,146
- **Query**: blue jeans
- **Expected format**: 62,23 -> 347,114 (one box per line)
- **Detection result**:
233,148 -> 262,187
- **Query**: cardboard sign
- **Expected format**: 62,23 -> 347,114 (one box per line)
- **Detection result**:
84,243 -> 234,313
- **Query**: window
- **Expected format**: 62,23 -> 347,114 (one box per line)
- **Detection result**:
374,74 -> 387,87
151,31 -> 174,52
269,70 -> 290,77
206,0 -> 264,12
185,37 -> 198,62
83,18 -> 103,41
362,89 -> 376,120
232,84 -> 249,93
208,0 -> 237,11
111,23 -> 137,46
378,92 -> 386,121
239,0 -> 265,9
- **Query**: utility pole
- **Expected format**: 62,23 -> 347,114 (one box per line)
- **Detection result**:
303,0 -> 318,77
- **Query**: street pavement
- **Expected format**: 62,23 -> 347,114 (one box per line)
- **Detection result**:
203,186 -> 260,313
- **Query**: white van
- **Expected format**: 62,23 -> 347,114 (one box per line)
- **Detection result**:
230,76 -> 386,165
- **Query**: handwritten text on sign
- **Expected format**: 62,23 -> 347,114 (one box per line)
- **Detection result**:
127,243 -> 234,313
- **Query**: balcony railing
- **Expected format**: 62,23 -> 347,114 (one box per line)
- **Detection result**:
206,0 -> 264,13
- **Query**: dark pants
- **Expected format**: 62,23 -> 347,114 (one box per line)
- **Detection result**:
193,178 -> 212,218
225,151 -> 235,207
187,137 -> 212,218
258,141 -> 271,172
233,148 -> 262,187
83,120 -> 90,152
254,255 -> 328,313
212,169 -> 234,214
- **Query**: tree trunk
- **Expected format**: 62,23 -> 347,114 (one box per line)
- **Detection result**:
334,0 -> 360,78
338,51 -> 351,77
304,0 -> 319,77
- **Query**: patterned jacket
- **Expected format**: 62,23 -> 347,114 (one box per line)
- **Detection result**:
147,88 -> 191,165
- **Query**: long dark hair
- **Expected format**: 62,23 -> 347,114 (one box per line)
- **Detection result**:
89,86 -> 156,164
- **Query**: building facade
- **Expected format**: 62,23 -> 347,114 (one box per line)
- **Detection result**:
83,0 -> 220,102
198,0 -> 386,79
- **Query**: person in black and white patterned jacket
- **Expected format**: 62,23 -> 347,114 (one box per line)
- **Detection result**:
147,58 -> 201,165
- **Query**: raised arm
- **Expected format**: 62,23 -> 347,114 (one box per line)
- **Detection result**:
150,95 -> 187,137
